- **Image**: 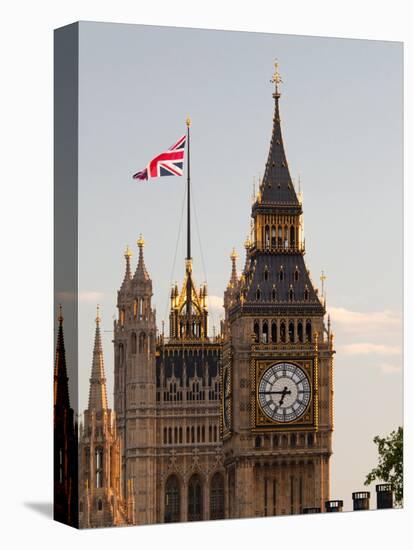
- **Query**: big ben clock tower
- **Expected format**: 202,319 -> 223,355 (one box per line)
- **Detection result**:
222,63 -> 334,518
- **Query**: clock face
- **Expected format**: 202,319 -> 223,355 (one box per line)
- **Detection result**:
223,369 -> 230,428
258,362 -> 311,423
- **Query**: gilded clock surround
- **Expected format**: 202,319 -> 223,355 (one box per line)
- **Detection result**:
252,357 -> 318,430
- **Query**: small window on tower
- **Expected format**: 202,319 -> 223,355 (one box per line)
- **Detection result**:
279,268 -> 284,281
264,267 -> 269,281
256,288 -> 261,301
294,268 -> 299,281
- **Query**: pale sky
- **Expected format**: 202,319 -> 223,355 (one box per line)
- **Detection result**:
69,22 -> 403,511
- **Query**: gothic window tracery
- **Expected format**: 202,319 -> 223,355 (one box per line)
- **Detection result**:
188,474 -> 203,521
165,475 -> 180,523
210,473 -> 225,520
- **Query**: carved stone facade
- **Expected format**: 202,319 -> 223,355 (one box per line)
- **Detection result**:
110,66 -> 334,525
78,310 -> 134,528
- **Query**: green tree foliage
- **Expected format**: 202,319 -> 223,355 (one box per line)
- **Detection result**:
365,426 -> 403,506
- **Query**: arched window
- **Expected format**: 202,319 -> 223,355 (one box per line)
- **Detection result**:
294,268 -> 299,281
279,268 -> 284,281
165,475 -> 180,523
262,321 -> 269,344
97,499 -> 103,512
214,425 -> 217,442
139,332 -> 146,353
95,448 -> 103,488
288,321 -> 295,342
278,226 -> 282,247
297,321 -> 303,343
255,436 -> 262,448
280,322 -> 286,343
168,427 -> 172,444
264,225 -> 270,248
271,321 -> 277,343
188,474 -> 203,521
290,225 -> 296,247
174,427 -> 178,444
308,433 -> 314,447
306,321 -> 312,342
271,226 -> 276,247
291,434 -> 297,447
210,473 -> 225,520
284,225 -> 289,248
131,332 -> 137,354
304,287 -> 309,301
264,267 -> 269,281
256,288 -> 261,301
272,287 -> 276,301
118,343 -> 124,366
289,287 -> 294,301
164,427 -> 167,444
254,321 -> 260,342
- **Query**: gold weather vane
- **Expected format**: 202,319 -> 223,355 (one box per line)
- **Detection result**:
124,244 -> 132,258
186,116 -> 191,127
270,59 -> 283,95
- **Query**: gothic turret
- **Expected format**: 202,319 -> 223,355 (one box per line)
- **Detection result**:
54,305 -> 78,527
79,308 -> 133,528
222,64 -> 334,519
113,234 -> 157,524
87,307 -> 108,411
232,62 -> 324,318
54,305 -> 70,411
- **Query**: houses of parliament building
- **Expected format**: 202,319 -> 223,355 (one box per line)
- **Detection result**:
54,64 -> 335,528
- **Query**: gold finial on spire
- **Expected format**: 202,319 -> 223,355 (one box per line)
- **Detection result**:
58,303 -> 63,323
137,234 -> 145,248
245,235 -> 251,249
230,247 -> 238,261
124,244 -> 132,258
186,116 -> 191,128
96,304 -> 101,325
320,270 -> 327,297
270,59 -> 283,96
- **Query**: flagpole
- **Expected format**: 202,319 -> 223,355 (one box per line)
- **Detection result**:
186,116 -> 191,262
185,116 -> 192,318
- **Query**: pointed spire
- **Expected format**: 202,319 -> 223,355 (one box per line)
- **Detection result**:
54,305 -> 70,409
259,61 -> 300,205
133,234 -> 150,281
123,244 -> 132,280
229,248 -> 238,288
87,305 -> 108,411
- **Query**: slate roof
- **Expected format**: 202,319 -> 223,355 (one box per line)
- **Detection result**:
156,347 -> 220,387
255,93 -> 300,208
237,250 -> 324,316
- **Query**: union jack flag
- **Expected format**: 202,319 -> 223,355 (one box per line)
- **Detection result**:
133,134 -> 187,180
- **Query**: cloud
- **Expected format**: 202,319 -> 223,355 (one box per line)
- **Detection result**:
208,295 -> 224,311
329,307 -> 402,332
379,363 -> 402,375
57,291 -> 105,303
339,342 -> 402,356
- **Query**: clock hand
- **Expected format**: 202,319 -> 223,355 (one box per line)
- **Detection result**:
259,390 -> 292,395
279,386 -> 291,406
